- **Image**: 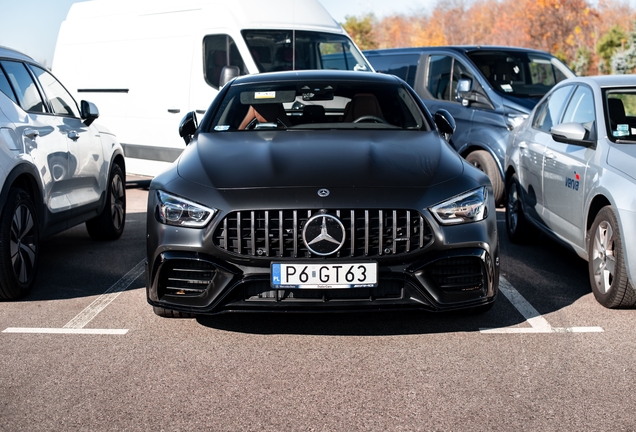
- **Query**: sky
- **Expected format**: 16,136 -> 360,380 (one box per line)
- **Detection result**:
0,0 -> 429,68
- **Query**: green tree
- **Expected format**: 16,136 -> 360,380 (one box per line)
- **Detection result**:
597,25 -> 627,73
342,14 -> 378,50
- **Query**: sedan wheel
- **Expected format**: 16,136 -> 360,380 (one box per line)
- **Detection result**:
0,188 -> 39,300
588,206 -> 636,308
505,174 -> 531,243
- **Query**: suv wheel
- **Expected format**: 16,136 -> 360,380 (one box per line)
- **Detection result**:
0,188 -> 39,300
588,206 -> 636,308
86,164 -> 126,240
466,150 -> 504,206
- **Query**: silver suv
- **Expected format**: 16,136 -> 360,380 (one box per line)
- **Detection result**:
0,46 -> 126,300
505,75 -> 636,308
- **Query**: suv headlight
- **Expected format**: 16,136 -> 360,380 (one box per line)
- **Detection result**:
155,190 -> 216,228
430,187 -> 488,225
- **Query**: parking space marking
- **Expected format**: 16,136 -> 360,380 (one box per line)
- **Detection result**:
480,277 -> 604,334
2,260 -> 145,335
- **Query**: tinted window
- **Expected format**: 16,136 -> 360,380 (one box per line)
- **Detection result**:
242,30 -> 371,73
533,85 -> 573,132
562,85 -> 595,138
0,61 -> 45,113
467,50 -> 575,98
427,55 -> 453,100
367,54 -> 419,88
203,34 -> 247,89
31,66 -> 79,117
0,67 -> 17,104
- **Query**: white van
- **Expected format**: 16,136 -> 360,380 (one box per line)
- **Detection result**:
53,0 -> 372,176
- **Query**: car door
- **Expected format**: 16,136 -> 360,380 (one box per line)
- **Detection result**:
0,60 -> 71,212
518,84 -> 575,223
542,84 -> 597,248
29,65 -> 104,209
422,54 -> 476,150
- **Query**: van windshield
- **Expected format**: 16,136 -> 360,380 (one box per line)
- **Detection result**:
242,30 -> 372,73
466,50 -> 575,98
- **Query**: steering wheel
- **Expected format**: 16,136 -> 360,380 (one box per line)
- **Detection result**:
353,115 -> 389,125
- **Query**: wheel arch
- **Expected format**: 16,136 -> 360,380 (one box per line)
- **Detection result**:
458,143 -> 505,182
0,163 -> 43,225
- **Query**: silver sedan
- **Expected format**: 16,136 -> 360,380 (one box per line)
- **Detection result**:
505,75 -> 636,308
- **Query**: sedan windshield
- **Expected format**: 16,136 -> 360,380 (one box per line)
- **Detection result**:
467,50 -> 575,98
209,80 -> 428,131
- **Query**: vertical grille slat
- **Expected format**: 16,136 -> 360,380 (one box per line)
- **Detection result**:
214,209 -> 432,258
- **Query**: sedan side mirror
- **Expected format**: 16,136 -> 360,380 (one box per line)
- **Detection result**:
434,109 -> 456,141
81,100 -> 99,126
179,111 -> 198,145
550,122 -> 594,146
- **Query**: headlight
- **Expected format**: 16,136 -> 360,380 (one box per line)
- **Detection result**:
155,190 -> 216,228
430,187 -> 488,225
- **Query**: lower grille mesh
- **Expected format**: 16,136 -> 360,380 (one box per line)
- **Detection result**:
427,257 -> 484,292
159,260 -> 216,297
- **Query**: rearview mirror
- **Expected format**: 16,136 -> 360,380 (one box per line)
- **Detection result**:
81,100 -> 99,126
179,111 -> 198,145
219,66 -> 240,88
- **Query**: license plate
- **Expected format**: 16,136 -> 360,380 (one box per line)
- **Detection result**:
271,262 -> 378,289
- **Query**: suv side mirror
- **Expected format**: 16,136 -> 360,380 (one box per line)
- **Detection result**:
179,111 -> 198,145
81,100 -> 99,126
219,65 -> 240,88
434,109 -> 456,141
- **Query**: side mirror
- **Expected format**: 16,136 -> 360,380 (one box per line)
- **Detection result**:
179,111 -> 198,145
219,65 -> 240,88
550,122 -> 590,145
81,100 -> 99,126
434,109 -> 456,141
456,78 -> 473,105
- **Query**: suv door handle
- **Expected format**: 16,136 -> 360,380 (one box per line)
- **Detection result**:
67,131 -> 80,141
23,129 -> 39,139
167,108 -> 181,113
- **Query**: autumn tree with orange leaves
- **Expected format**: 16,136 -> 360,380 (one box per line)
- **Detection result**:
341,0 -> 636,75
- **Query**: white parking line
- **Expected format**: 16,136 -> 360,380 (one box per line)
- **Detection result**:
480,277 -> 604,334
2,260 -> 145,335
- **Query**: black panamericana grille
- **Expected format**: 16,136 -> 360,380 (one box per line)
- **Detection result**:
213,209 -> 433,258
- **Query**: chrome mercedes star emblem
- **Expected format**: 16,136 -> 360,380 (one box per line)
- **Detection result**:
302,214 -> 345,256
317,188 -> 330,198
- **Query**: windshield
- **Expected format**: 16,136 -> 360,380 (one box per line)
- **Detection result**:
467,50 -> 575,98
606,89 -> 636,143
242,30 -> 372,73
209,80 -> 427,131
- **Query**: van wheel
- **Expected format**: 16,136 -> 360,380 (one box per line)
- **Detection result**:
0,188 -> 39,300
465,150 -> 504,206
86,164 -> 126,240
153,306 -> 196,318
588,206 -> 636,308
505,174 -> 533,243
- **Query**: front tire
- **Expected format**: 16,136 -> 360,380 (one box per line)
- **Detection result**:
588,206 -> 636,308
466,150 -> 504,206
86,163 -> 126,240
0,188 -> 39,300
505,174 -> 533,243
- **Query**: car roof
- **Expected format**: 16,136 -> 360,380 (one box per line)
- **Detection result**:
229,70 -> 401,85
363,46 -> 555,56
563,75 -> 636,88
0,45 -> 35,62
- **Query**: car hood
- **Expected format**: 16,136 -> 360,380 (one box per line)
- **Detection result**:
177,130 -> 464,189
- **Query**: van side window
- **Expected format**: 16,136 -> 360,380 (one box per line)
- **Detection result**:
367,54 -> 419,88
30,65 -> 80,117
533,85 -> 574,132
0,61 -> 46,113
0,67 -> 18,105
427,55 -> 474,102
203,35 -> 247,89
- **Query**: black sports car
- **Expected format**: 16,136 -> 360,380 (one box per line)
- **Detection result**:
145,70 -> 499,317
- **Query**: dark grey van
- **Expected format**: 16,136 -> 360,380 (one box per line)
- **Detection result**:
363,46 -> 575,205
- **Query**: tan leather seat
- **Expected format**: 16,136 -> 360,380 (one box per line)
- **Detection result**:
343,93 -> 385,122
238,103 -> 291,130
